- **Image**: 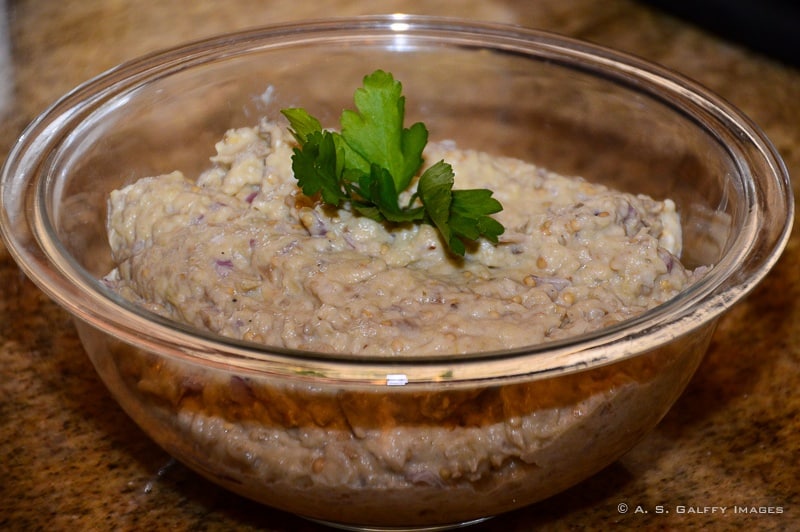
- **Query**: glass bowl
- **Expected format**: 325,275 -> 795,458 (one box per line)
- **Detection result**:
0,15 -> 793,531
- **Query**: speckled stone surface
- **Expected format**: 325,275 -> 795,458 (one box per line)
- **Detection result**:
1,1 -> 798,530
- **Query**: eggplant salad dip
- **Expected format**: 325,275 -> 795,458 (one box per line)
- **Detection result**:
100,71 -> 710,524
104,127 -> 703,355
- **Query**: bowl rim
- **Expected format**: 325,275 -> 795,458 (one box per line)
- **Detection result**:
0,14 -> 794,386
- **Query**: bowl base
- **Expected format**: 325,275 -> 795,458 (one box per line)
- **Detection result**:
304,516 -> 493,531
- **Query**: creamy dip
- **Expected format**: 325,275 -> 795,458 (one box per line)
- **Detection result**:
102,118 -> 711,526
104,119 -> 703,355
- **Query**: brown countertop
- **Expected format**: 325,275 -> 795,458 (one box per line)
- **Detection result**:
1,1 -> 798,530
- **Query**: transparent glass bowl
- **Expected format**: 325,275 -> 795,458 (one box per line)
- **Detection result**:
0,15 -> 793,531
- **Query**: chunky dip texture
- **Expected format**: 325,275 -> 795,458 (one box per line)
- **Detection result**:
109,339 -> 700,526
104,120 -> 703,356
100,117 -> 711,526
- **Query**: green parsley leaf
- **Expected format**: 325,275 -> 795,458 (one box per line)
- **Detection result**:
289,130 -> 349,206
355,164 -> 425,223
416,160 -> 456,242
281,108 -> 323,144
340,70 -> 428,193
280,69 -> 505,256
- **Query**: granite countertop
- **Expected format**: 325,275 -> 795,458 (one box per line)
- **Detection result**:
1,1 -> 798,530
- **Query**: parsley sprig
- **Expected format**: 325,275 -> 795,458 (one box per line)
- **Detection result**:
281,70 -> 504,256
